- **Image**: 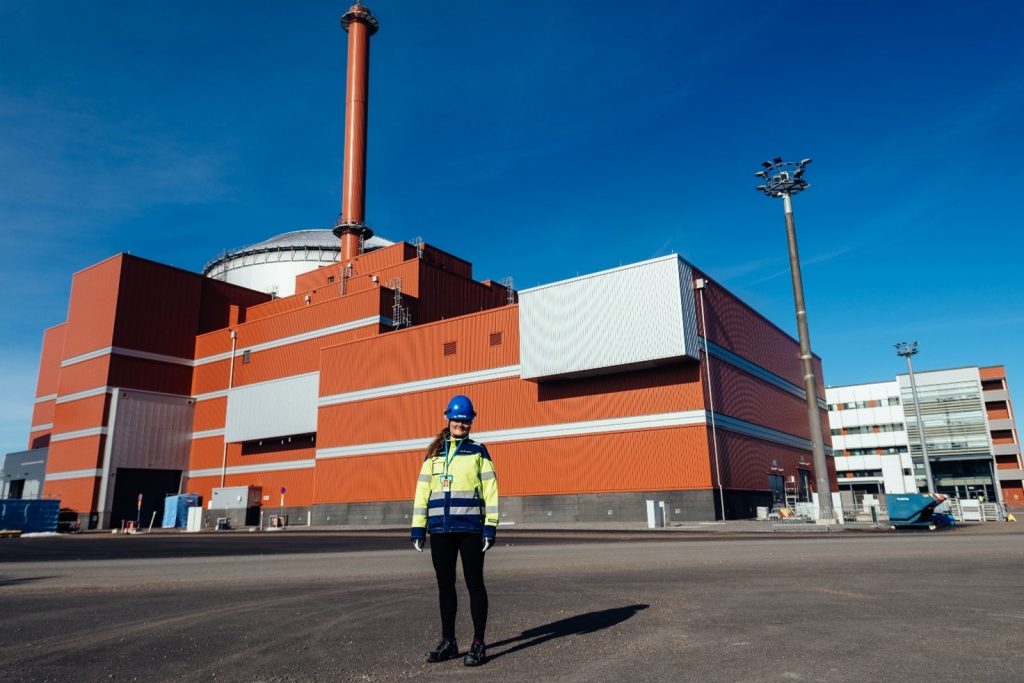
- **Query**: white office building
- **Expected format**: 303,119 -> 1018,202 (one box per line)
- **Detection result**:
827,365 -> 1023,510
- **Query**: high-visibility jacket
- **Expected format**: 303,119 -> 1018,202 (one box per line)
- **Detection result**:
411,436 -> 498,541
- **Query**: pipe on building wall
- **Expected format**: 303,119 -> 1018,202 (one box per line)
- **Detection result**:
334,3 -> 378,261
220,329 -> 237,488
696,278 -> 726,520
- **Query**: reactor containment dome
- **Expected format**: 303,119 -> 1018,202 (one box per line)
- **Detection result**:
203,229 -> 393,297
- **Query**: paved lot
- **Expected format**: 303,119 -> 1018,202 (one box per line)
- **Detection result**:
2,528 -> 1022,682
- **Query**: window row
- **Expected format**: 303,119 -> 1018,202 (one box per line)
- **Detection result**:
830,423 -> 904,436
827,397 -> 900,411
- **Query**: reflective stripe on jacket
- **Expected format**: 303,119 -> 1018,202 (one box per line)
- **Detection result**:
411,436 -> 498,541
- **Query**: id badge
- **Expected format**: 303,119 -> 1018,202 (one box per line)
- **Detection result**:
441,475 -> 453,492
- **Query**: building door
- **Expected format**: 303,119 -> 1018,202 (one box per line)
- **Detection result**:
8,479 -> 25,499
798,469 -> 812,503
768,474 -> 785,506
109,468 -> 181,529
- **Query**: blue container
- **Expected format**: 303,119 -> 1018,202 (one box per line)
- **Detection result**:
0,499 -> 60,533
161,493 -> 201,528
885,494 -> 951,529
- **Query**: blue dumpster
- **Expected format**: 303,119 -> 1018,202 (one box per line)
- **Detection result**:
0,499 -> 60,533
885,494 -> 954,530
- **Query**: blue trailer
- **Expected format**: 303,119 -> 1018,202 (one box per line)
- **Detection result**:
885,494 -> 954,530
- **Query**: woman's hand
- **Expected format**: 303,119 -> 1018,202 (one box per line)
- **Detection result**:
414,539 -> 424,552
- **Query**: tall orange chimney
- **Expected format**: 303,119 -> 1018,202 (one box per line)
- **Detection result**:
333,2 -> 378,261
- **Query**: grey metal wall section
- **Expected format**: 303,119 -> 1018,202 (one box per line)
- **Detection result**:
518,255 -> 699,381
0,448 -> 48,499
109,390 -> 195,470
225,373 -> 319,443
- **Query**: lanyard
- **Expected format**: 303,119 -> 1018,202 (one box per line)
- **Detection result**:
444,437 -> 464,475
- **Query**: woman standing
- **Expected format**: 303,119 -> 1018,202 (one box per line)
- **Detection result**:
411,394 -> 499,666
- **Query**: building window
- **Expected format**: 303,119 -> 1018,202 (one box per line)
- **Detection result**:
327,276 -> 335,284
242,350 -> 252,364
241,433 -> 316,456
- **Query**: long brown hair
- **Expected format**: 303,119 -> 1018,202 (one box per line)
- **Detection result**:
427,427 -> 451,458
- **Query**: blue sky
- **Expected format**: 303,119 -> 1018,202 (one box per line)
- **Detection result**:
2,0 -> 1022,456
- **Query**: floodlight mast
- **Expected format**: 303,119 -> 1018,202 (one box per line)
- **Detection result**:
895,341 -> 936,494
755,157 -> 833,522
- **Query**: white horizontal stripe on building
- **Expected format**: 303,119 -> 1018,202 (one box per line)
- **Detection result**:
319,365 -> 521,407
34,393 -> 57,404
60,346 -> 112,367
316,410 -> 708,459
710,413 -> 813,451
193,389 -> 229,402
55,386 -> 112,405
30,423 -> 54,432
192,429 -> 225,440
46,468 -> 103,481
50,427 -> 108,442
187,459 -> 316,479
60,346 -> 193,369
194,315 -> 387,366
701,338 -> 828,410
111,346 -> 193,367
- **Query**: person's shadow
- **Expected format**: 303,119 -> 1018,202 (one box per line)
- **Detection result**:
486,604 -> 649,661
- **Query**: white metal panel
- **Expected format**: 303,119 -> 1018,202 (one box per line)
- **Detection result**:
225,373 -> 319,443
518,255 -> 699,381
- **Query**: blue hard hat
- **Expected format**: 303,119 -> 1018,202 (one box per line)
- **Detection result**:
444,394 -> 477,422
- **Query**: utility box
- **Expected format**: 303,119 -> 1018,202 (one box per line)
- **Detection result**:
209,486 -> 261,527
211,486 -> 262,509
186,506 -> 203,532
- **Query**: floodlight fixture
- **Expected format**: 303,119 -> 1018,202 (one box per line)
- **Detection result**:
755,156 -> 810,198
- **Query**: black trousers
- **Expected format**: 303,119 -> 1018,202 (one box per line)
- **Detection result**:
430,532 -> 488,642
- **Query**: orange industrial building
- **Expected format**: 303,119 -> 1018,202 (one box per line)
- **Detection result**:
21,4 -> 835,529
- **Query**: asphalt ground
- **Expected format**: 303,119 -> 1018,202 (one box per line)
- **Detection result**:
1,527 -> 1022,682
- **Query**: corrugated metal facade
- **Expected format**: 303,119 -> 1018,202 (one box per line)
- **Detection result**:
225,373 -> 319,442
29,240 -> 835,527
519,256 -> 699,380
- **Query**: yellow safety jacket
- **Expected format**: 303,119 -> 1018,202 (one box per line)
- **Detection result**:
411,436 -> 498,541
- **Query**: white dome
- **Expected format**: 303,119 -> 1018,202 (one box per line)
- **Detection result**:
203,229 -> 393,297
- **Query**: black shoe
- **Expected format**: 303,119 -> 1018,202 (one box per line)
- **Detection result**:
426,638 -> 458,663
464,640 -> 486,666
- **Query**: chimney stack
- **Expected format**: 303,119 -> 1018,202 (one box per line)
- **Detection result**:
333,2 -> 378,261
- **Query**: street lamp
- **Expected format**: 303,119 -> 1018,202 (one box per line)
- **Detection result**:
894,341 -> 936,494
755,157 -> 833,522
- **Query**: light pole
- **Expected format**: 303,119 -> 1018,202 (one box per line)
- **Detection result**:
894,341 -> 936,494
755,157 -> 832,521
